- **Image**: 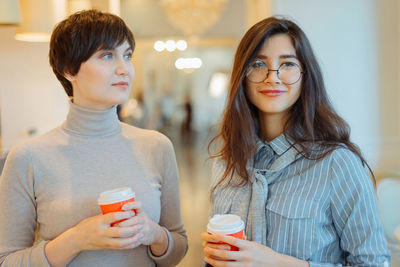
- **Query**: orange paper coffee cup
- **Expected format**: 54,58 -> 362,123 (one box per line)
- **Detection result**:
207,214 -> 245,251
98,187 -> 136,226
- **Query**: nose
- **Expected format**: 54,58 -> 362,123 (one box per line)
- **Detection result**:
263,69 -> 281,85
115,56 -> 129,76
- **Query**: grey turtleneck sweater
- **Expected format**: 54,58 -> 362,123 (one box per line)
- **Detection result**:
0,102 -> 188,266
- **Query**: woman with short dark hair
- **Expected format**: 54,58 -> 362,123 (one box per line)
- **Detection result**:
201,17 -> 390,266
0,10 -> 187,267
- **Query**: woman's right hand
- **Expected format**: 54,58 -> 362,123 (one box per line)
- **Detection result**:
71,210 -> 143,252
200,231 -> 232,261
45,211 -> 141,267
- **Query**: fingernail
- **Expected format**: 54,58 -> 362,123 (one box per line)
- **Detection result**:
128,211 -> 135,216
122,205 -> 130,211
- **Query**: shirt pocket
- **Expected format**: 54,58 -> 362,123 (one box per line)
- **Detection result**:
266,194 -> 318,260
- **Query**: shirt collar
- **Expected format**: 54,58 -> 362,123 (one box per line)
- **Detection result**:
256,133 -> 295,156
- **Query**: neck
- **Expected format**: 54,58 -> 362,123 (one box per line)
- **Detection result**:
259,112 -> 286,142
63,100 -> 120,137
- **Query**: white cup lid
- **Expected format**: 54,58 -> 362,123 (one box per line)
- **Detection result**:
98,187 -> 135,205
207,214 -> 244,235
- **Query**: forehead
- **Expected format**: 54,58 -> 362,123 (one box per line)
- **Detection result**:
257,34 -> 297,58
115,40 -> 132,51
98,40 -> 132,52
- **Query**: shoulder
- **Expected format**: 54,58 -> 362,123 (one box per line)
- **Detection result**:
211,158 -> 243,188
307,144 -> 366,170
212,157 -> 226,173
328,146 -> 366,172
6,127 -> 62,161
120,123 -> 173,149
210,158 -> 223,187
5,142 -> 32,167
327,146 -> 373,192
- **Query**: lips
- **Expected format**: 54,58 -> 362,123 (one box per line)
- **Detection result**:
260,90 -> 286,97
112,81 -> 129,89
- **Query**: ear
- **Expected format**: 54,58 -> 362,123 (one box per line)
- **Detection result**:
64,71 -> 76,82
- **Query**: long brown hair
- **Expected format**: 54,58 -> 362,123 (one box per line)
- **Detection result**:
209,17 -> 374,189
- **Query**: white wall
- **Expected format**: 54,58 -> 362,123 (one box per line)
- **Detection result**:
0,26 -> 69,154
189,48 -> 235,131
271,0 -> 400,170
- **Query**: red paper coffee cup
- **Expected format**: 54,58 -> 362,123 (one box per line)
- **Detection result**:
98,187 -> 136,226
207,214 -> 245,251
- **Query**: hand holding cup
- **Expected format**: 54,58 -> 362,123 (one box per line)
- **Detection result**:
98,187 -> 136,226
201,214 -> 245,262
117,201 -> 165,246
70,210 -> 141,252
117,201 -> 169,256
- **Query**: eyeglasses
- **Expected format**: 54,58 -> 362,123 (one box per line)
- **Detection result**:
246,60 -> 305,85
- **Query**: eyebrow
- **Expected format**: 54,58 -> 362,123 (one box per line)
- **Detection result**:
256,54 -> 298,60
99,45 -> 132,52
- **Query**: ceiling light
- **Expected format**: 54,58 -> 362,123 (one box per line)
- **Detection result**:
154,40 -> 165,52
176,40 -> 187,51
165,40 -> 176,52
175,57 -> 202,70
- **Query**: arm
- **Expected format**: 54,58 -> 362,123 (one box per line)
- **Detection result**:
315,149 -> 391,267
147,136 -> 188,266
0,145 -> 51,266
0,145 -> 146,267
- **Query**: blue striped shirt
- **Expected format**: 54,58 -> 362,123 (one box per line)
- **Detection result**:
210,134 -> 391,266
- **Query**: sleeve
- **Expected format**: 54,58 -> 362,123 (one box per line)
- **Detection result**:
147,136 -> 188,267
209,158 -> 237,218
307,149 -> 391,267
208,158 -> 223,219
0,144 -> 51,267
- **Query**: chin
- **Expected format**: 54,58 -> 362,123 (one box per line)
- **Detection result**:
113,95 -> 130,105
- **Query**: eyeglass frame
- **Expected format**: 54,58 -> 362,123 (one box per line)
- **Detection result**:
245,60 -> 306,85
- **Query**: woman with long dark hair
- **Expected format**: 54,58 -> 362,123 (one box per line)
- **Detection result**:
200,17 -> 391,266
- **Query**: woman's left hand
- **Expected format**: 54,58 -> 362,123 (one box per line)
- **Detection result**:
116,201 -> 168,255
203,233 -> 309,267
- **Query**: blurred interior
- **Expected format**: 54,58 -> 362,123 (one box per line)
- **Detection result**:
0,0 -> 399,266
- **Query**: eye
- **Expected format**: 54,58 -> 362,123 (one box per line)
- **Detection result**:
251,60 -> 266,69
101,52 -> 113,60
281,61 -> 298,68
124,52 -> 133,60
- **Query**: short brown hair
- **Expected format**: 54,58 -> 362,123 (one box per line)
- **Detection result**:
49,10 -> 135,96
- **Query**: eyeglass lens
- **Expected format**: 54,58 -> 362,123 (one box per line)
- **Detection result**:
246,61 -> 302,85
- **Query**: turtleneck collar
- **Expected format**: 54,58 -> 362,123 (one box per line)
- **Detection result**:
62,100 -> 120,137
